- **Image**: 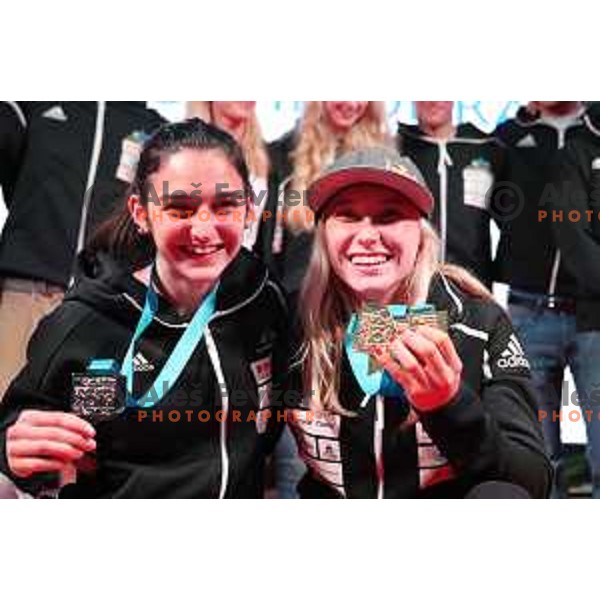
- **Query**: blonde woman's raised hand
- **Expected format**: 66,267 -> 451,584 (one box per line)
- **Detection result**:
375,325 -> 463,412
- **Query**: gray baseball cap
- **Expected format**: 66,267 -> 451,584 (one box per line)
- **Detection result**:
307,146 -> 434,218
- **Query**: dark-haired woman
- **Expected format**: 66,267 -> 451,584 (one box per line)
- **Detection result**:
0,119 -> 293,498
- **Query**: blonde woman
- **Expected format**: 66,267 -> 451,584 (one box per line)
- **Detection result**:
186,102 -> 271,252
261,101 -> 389,296
287,146 -> 551,499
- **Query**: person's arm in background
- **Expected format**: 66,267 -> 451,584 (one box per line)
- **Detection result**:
0,101 -> 27,208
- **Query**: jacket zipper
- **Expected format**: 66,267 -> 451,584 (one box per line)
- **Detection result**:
202,272 -> 270,499
374,394 -> 385,499
437,141 -> 453,263
272,176 -> 291,255
547,117 -> 582,300
205,327 -> 230,499
71,101 -> 106,286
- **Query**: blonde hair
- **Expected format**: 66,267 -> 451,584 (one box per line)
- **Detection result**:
300,218 -> 492,416
186,101 -> 269,179
286,102 -> 390,233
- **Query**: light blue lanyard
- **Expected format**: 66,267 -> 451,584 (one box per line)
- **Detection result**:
344,305 -> 410,399
121,270 -> 218,408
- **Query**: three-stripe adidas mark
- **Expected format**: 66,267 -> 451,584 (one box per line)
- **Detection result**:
133,352 -> 155,372
497,334 -> 530,369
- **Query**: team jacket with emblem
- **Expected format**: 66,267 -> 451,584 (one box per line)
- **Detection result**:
0,101 -> 166,287
288,273 -> 552,499
493,105 -> 591,298
0,250 -> 293,498
397,123 -> 503,287
545,104 -> 600,331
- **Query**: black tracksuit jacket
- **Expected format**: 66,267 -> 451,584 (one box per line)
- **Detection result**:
493,105 -> 591,298
0,101 -> 165,287
289,273 -> 552,499
0,250 -> 292,498
544,103 -> 600,331
397,123 -> 503,287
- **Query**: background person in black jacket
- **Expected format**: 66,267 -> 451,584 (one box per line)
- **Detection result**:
0,119 -> 292,498
0,102 -> 165,401
493,101 -> 600,497
288,147 -> 550,498
397,101 -> 503,287
543,103 -> 600,496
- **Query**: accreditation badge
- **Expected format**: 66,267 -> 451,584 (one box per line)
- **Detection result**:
463,158 -> 494,210
116,131 -> 150,183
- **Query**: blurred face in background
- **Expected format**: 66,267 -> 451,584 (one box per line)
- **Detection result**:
323,101 -> 370,133
533,101 -> 581,116
211,101 -> 257,124
415,101 -> 454,130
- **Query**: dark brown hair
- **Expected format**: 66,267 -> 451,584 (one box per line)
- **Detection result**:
88,118 -> 252,269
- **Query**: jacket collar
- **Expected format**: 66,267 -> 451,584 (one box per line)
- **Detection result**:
213,248 -> 269,315
426,272 -> 465,321
70,249 -> 269,326
397,122 -> 491,146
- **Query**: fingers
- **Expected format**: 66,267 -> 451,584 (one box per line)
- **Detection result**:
7,424 -> 96,454
8,457 -> 71,479
8,439 -> 86,463
400,329 -> 458,389
19,410 -> 96,438
370,325 -> 462,412
6,410 -> 97,481
376,341 -> 426,391
417,326 -> 463,373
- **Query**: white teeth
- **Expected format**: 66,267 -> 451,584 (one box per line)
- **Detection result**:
349,255 -> 390,266
188,247 -> 219,255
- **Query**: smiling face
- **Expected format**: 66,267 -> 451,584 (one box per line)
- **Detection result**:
323,184 -> 422,305
130,148 -> 247,307
323,101 -> 370,133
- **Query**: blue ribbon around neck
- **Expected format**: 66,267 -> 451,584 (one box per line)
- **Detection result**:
120,267 -> 218,408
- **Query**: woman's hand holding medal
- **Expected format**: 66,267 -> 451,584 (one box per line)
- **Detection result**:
374,324 -> 463,412
354,305 -> 462,412
6,410 -> 96,481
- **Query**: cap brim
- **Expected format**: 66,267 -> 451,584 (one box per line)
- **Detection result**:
308,167 -> 434,217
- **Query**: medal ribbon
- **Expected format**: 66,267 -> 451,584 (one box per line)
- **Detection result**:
121,267 -> 218,408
